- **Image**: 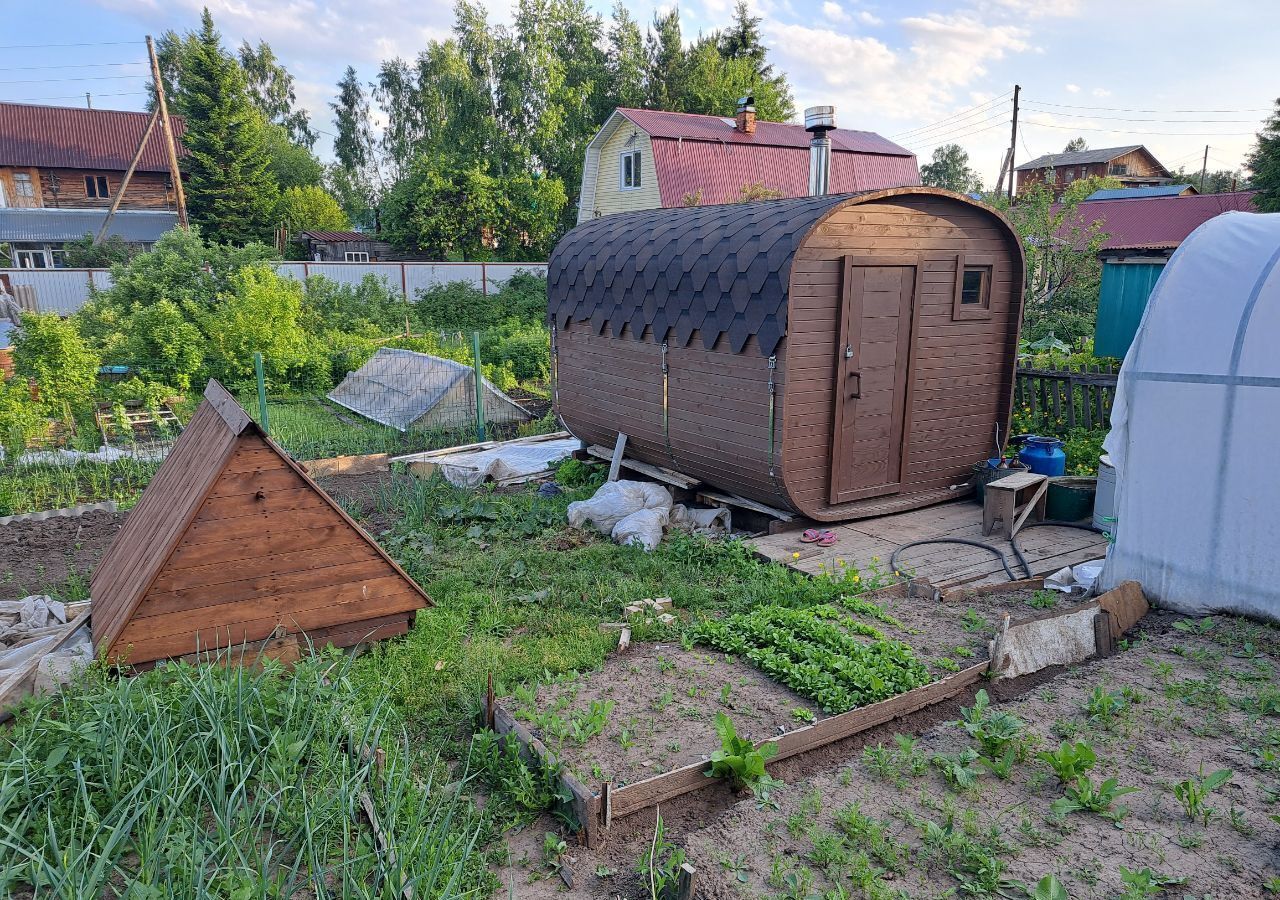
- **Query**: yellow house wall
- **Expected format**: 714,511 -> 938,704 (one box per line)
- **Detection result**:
590,126 -> 662,218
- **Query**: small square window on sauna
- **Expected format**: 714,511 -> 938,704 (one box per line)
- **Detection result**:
953,254 -> 994,320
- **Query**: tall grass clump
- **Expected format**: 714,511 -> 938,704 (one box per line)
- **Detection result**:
0,651 -> 487,898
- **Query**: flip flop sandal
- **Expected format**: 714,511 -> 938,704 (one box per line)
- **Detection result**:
799,528 -> 824,543
817,532 -> 838,547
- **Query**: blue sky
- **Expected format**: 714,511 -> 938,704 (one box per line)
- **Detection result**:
4,0 -> 1273,185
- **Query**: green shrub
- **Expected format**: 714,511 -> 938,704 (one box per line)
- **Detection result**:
0,378 -> 47,457
11,313 -> 100,417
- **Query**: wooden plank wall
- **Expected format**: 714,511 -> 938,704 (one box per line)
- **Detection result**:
782,196 -> 1023,521
41,168 -> 176,210
556,324 -> 793,510
111,431 -> 422,662
90,401 -> 238,654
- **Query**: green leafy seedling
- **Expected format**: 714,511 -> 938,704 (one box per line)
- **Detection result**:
707,711 -> 778,794
1118,865 -> 1186,898
1050,775 -> 1138,821
932,748 -> 981,790
1173,766 -> 1232,826
1037,740 -> 1096,783
1025,874 -> 1069,900
1083,686 -> 1126,721
958,689 -> 1026,758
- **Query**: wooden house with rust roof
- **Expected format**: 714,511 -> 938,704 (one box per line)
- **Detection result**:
90,380 -> 429,666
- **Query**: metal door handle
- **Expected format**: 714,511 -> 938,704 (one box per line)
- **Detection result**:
848,371 -> 861,399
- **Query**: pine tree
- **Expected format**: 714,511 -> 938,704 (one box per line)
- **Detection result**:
607,3 -> 647,109
647,9 -> 686,111
718,1 -> 771,78
1246,98 -> 1280,212
176,10 -> 279,245
238,40 -> 316,148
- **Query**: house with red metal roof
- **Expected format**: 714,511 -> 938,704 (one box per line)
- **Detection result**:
0,101 -> 186,269
1073,190 -> 1259,356
576,101 -> 918,224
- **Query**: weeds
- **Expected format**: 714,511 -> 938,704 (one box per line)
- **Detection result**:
958,689 -> 1028,760
636,809 -> 686,900
1172,767 -> 1232,826
1037,741 -> 1096,783
1050,776 -> 1138,821
707,711 -> 778,795
1118,866 -> 1186,898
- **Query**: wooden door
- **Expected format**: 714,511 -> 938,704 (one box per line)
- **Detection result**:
828,257 -> 918,503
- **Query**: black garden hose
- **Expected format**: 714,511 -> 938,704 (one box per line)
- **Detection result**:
890,521 -> 1104,584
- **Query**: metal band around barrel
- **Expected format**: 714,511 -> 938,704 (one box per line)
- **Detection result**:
661,342 -> 676,465
767,354 -> 778,480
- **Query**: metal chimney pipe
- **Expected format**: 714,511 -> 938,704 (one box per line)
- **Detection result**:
805,106 -> 836,196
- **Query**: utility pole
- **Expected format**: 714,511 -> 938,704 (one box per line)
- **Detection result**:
1199,145 -> 1209,193
85,92 -> 92,109
1007,85 -> 1020,203
95,108 -> 160,245
147,35 -> 188,229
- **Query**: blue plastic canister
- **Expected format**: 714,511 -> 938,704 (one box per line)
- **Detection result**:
1017,436 -> 1066,476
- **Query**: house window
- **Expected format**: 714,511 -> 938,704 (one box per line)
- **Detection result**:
1065,169 -> 1076,183
1109,163 -> 1128,176
13,173 -> 35,200
14,248 -> 49,269
343,251 -> 370,263
953,254 -> 994,320
619,150 -> 642,190
84,175 -> 110,199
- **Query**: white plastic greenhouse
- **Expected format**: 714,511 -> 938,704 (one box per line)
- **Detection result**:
1100,211 -> 1280,620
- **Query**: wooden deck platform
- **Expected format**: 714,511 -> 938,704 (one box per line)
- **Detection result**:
751,500 -> 1108,592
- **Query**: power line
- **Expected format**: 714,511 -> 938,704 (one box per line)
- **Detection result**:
0,62 -> 147,73
1021,105 -> 1256,124
1022,99 -> 1271,114
0,41 -> 139,50
904,117 -> 1011,152
6,91 -> 146,103
0,74 -> 147,85
1023,121 -> 1255,137
890,91 -> 1011,140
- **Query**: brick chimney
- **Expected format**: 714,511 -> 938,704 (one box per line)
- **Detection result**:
735,95 -> 756,134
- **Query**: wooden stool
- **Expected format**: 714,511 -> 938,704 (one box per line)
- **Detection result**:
983,471 -> 1049,540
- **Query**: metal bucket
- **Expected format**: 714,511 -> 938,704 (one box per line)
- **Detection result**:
1046,476 -> 1096,522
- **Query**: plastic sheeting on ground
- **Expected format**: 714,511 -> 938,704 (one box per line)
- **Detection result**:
328,347 -> 532,432
1100,211 -> 1280,620
567,480 -> 731,550
434,436 -> 580,487
0,596 -> 93,720
0,444 -> 170,466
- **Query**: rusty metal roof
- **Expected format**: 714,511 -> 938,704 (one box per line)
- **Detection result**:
1066,191 -> 1258,250
298,230 -> 376,242
0,102 -> 186,172
650,139 -> 919,207
617,108 -> 913,156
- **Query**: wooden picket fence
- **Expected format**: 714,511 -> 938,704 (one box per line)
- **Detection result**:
1014,363 -> 1119,432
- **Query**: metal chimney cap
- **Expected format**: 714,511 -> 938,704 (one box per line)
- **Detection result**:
736,95 -> 756,112
804,105 -> 836,133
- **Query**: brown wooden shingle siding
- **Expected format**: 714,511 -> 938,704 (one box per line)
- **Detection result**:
91,381 -> 429,665
552,188 -> 1024,522
40,168 -> 175,210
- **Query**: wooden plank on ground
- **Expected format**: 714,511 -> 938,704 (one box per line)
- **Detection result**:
696,489 -> 794,522
585,445 -> 700,490
1095,581 -> 1149,640
301,453 -> 390,477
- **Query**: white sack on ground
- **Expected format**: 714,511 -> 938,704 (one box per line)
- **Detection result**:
612,507 -> 670,551
437,437 -> 580,487
670,504 -> 731,536
0,595 -> 92,719
1099,212 -> 1280,620
567,480 -> 673,535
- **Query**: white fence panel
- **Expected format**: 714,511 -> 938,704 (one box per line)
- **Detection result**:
0,261 -> 548,315
0,269 -> 107,316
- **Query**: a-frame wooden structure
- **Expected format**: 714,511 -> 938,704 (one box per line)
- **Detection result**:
91,380 -> 430,666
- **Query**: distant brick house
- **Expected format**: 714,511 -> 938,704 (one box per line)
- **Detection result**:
0,101 -> 184,268
576,103 -> 919,223
1016,145 -> 1173,196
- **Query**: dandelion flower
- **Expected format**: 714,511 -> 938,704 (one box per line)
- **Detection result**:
792,551 -> 801,559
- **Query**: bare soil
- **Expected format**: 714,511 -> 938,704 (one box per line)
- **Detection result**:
0,509 -> 124,600
511,643 -> 825,790
499,612 -> 1280,899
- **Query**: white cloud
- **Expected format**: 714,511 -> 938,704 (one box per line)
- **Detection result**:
822,1 -> 851,23
1065,83 -> 1080,93
1092,87 -> 1112,98
858,10 -> 883,25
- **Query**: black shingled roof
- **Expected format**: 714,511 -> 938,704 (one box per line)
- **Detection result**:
549,193 -> 865,357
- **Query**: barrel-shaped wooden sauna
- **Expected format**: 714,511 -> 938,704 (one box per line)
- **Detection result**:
549,187 -> 1025,521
